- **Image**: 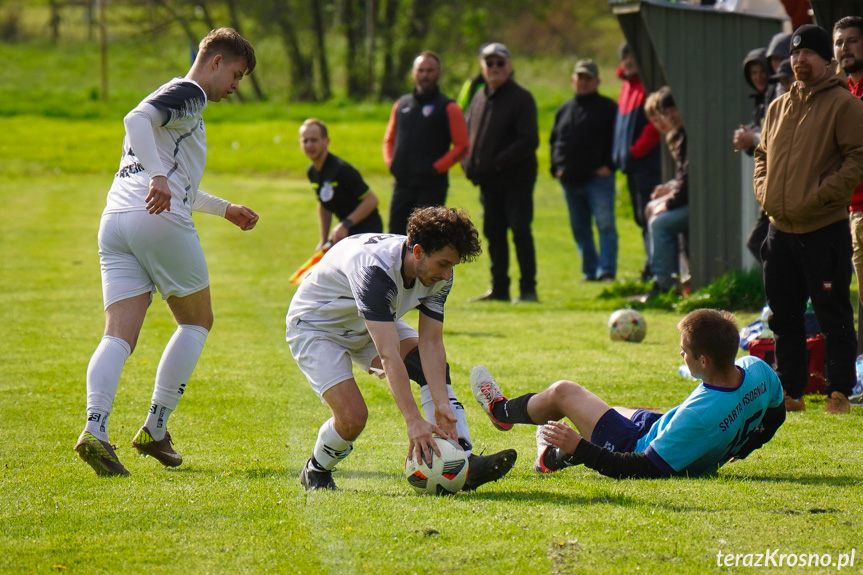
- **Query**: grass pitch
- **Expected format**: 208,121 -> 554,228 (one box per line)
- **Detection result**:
2,27 -> 862,574
2,163 -> 861,574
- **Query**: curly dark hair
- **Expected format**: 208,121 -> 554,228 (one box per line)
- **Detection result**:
677,309 -> 739,368
406,206 -> 482,263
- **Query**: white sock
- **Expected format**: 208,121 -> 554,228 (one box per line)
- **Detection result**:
143,404 -> 174,440
85,336 -> 131,441
146,324 -> 208,440
310,418 -> 353,471
420,385 -> 473,456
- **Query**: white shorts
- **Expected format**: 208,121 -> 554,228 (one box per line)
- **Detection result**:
286,318 -> 418,403
98,211 -> 209,308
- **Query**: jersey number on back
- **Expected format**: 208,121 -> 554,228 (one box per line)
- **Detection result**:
720,409 -> 763,462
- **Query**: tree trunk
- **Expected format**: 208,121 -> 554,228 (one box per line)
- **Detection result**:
225,0 -> 267,101
343,0 -> 370,99
394,0 -> 432,86
275,2 -> 317,101
310,0 -> 330,100
377,0 -> 401,100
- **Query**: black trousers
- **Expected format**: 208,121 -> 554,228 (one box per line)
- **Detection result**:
388,182 -> 447,236
763,220 -> 857,398
746,210 -> 770,264
479,181 -> 537,296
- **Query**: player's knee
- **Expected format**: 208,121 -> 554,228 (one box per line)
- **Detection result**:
547,379 -> 582,400
199,310 -> 214,331
338,407 -> 368,440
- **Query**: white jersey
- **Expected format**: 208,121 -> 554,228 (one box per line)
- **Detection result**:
286,234 -> 450,338
105,77 -> 208,221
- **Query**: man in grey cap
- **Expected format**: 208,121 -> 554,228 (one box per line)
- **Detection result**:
461,42 -> 540,303
550,58 -> 619,281
755,24 -> 863,415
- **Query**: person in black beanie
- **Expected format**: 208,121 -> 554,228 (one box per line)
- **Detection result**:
755,23 -> 863,414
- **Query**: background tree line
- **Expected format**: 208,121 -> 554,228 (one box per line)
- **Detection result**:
5,0 -> 620,102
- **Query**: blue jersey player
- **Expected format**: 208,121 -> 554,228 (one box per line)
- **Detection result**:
470,308 -> 786,478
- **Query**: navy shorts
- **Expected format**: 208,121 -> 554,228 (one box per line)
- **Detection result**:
590,408 -> 663,452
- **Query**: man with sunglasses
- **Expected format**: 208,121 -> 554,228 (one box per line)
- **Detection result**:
461,42 -> 540,304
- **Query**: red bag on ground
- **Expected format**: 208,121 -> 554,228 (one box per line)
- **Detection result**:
749,335 -> 826,395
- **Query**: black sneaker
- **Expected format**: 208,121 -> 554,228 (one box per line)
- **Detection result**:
462,449 -> 517,491
300,461 -> 337,491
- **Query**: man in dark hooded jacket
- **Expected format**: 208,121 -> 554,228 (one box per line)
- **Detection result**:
733,47 -> 771,261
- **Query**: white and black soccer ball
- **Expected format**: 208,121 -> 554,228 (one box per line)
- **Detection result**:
608,309 -> 647,343
404,437 -> 469,495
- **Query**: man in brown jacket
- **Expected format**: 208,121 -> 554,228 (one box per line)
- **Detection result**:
755,24 -> 863,414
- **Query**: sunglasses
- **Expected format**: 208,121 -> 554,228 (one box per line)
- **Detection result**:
484,59 -> 507,68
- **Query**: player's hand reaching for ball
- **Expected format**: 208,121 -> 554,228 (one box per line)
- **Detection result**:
146,176 -> 172,214
226,204 -> 259,231
406,417 -> 444,465
541,420 -> 582,455
433,405 -> 458,443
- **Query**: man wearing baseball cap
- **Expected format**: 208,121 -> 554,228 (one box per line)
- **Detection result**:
754,24 -> 863,414
550,58 -> 619,282
462,42 -> 540,304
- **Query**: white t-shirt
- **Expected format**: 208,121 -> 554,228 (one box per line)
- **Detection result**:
105,78 -> 208,221
286,234 -> 450,338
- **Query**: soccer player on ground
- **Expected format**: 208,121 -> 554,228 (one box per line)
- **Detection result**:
287,206 -> 517,490
75,28 -> 259,477
471,309 -> 786,478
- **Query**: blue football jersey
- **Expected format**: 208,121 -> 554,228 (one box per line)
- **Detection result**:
635,355 -> 784,476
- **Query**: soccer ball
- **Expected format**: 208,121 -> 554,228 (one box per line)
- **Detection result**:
404,437 -> 469,496
608,309 -> 647,342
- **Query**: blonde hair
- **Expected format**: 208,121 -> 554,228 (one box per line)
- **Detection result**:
198,28 -> 256,75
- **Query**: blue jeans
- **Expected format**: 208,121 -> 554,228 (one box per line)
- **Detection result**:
648,205 -> 689,288
627,169 -> 662,272
562,174 -> 618,278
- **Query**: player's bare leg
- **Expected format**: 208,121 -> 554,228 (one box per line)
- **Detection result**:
525,380 -> 614,440
301,379 -> 368,490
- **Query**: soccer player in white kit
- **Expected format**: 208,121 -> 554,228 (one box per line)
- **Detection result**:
287,206 -> 517,490
75,28 -> 259,477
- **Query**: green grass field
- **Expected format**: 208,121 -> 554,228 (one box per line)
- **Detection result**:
2,22 -> 863,575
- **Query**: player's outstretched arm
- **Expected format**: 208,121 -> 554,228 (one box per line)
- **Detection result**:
417,314 -> 457,441
543,421 -> 670,479
225,204 -> 259,231
366,319 -> 446,464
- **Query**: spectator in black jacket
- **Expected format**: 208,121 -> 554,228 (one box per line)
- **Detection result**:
550,59 -> 618,281
733,47 -> 769,156
733,47 -> 771,263
462,42 -> 540,304
383,51 -> 469,235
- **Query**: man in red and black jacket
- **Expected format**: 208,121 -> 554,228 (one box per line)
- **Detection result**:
383,51 -> 469,236
611,43 -> 662,281
834,16 -> 863,358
